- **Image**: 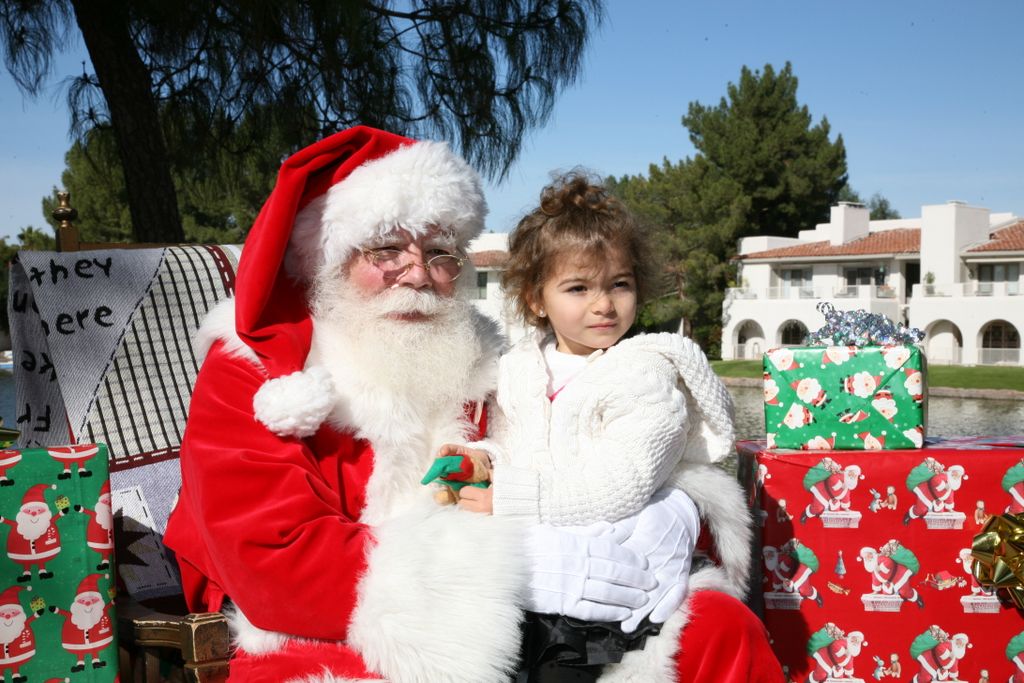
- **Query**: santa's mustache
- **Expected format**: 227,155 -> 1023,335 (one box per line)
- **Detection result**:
367,287 -> 449,317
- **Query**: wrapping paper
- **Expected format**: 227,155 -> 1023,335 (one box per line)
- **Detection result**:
0,443 -> 118,681
763,344 -> 926,450
738,436 -> 1024,682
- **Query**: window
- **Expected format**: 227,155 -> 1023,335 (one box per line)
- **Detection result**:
843,265 -> 886,288
844,267 -> 874,286
473,271 -> 488,299
779,268 -> 813,297
977,263 -> 1020,295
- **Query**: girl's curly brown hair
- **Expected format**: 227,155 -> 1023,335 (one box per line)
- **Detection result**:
502,171 -> 654,330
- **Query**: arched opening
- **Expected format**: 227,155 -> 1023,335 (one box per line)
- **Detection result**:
980,320 -> 1021,365
735,320 -> 766,359
779,320 -> 808,347
925,320 -> 963,365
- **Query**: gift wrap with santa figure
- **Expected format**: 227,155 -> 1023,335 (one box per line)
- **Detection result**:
737,436 -> 1024,683
0,443 -> 117,681
762,342 -> 926,451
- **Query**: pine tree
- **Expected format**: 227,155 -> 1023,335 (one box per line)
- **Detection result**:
610,63 -> 848,354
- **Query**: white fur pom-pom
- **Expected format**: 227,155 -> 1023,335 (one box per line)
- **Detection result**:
253,366 -> 336,438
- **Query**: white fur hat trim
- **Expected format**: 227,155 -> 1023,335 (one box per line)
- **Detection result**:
253,366 -> 336,438
286,140 -> 486,281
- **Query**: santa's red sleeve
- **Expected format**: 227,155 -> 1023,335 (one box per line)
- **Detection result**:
168,341 -> 374,640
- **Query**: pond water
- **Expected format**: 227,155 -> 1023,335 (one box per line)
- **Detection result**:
729,385 -> 1024,441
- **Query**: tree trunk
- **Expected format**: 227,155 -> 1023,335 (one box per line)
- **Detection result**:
70,0 -> 184,244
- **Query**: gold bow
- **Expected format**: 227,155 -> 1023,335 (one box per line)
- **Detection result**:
972,513 -> 1024,609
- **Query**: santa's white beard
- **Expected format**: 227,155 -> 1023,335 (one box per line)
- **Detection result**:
95,500 -> 113,532
0,611 -> 26,645
311,275 -> 483,411
70,595 -> 104,630
16,509 -> 52,541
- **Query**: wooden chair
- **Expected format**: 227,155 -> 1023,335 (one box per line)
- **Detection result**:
24,193 -> 233,682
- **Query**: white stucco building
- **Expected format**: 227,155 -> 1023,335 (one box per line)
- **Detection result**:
721,201 -> 1023,366
466,232 -> 527,343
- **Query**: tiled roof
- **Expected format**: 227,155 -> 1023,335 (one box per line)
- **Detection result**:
966,220 -> 1024,253
739,228 -> 921,260
470,250 -> 508,268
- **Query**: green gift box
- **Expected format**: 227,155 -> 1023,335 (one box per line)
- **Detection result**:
762,344 -> 926,450
0,443 -> 117,681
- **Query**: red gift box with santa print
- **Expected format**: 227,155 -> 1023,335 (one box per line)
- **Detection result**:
762,344 -> 926,451
0,444 -> 117,682
737,436 -> 1024,683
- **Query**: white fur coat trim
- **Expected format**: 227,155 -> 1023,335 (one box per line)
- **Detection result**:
596,601 -> 689,683
194,297 -> 257,365
228,503 -> 525,683
346,501 -> 526,683
286,140 -> 487,282
669,462 -> 753,598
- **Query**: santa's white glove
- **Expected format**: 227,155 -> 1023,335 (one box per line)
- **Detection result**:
619,488 -> 701,633
525,523 -> 656,623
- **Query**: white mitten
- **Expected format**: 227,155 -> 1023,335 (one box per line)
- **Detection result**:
620,488 -> 700,632
524,523 -> 656,623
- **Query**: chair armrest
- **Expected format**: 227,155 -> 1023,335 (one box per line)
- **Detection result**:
117,597 -> 231,682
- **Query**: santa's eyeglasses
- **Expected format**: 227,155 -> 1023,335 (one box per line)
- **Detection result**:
358,246 -> 465,283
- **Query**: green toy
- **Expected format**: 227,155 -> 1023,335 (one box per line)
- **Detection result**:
421,453 -> 490,504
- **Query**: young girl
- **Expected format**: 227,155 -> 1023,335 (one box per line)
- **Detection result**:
425,172 -> 739,681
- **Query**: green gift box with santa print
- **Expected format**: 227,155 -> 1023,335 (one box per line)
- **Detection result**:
762,343 -> 927,450
0,443 -> 117,682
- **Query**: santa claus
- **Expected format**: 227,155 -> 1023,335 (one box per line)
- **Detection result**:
807,623 -> 866,683
75,481 -> 113,570
762,541 -> 822,606
859,541 -> 924,608
957,547 -> 992,596
842,371 -> 884,399
911,626 -> 969,683
0,449 -> 21,487
162,127 -> 778,682
49,574 -> 113,672
46,444 -> 99,480
0,586 -> 42,683
801,459 -> 863,523
904,461 -> 967,524
0,484 -> 62,581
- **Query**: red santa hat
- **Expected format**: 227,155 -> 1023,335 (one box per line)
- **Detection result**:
0,585 -> 27,608
75,574 -> 106,598
235,126 -> 487,437
21,483 -> 55,507
98,480 -> 110,499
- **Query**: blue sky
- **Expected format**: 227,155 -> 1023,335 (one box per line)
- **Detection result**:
2,1 -> 1023,242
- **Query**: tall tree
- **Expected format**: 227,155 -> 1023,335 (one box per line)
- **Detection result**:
611,63 -> 848,355
2,0 -> 603,242
838,185 -> 902,220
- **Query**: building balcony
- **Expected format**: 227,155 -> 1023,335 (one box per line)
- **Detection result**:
911,281 -> 1021,298
727,284 -> 897,302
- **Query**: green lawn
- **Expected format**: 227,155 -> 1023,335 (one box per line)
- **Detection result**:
711,359 -> 1024,392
